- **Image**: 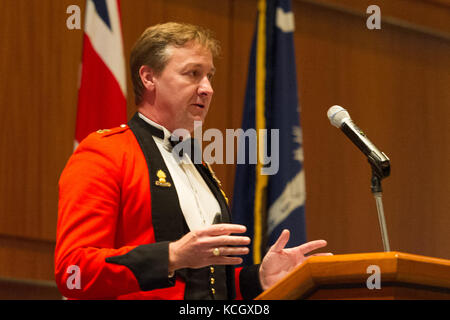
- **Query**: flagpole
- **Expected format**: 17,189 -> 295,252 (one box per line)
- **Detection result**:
253,0 -> 268,264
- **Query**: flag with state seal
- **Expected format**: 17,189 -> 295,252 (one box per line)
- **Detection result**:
232,0 -> 307,265
75,0 -> 127,149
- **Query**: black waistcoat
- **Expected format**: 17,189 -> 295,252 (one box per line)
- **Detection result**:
128,113 -> 235,300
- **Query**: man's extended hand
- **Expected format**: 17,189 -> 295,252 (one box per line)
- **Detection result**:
168,224 -> 250,273
259,229 -> 332,290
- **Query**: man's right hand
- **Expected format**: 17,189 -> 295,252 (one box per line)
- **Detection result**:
168,224 -> 250,273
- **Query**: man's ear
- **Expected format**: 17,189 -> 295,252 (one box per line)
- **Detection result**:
139,65 -> 156,91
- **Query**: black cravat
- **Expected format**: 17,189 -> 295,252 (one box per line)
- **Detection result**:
169,135 -> 183,149
169,135 -> 184,158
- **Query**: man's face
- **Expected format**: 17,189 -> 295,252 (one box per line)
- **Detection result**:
152,41 -> 215,133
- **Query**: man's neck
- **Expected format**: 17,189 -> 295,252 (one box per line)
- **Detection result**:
137,104 -> 192,139
137,106 -> 167,129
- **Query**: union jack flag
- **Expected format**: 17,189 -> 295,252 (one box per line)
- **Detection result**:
75,0 -> 127,148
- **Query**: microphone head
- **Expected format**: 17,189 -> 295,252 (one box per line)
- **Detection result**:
327,105 -> 350,128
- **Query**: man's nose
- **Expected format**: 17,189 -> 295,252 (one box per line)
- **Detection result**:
198,76 -> 213,96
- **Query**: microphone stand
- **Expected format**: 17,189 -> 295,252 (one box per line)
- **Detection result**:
368,148 -> 392,252
371,172 -> 390,252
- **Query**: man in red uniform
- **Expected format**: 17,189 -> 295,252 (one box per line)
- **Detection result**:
55,22 -> 330,299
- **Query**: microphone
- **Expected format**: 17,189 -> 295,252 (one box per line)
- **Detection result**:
327,105 -> 390,179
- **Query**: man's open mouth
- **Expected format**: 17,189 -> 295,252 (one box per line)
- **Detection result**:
192,103 -> 205,109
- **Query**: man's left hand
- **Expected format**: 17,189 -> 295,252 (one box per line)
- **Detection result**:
259,229 -> 332,290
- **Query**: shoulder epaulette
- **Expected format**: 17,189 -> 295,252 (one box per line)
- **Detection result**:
96,124 -> 129,137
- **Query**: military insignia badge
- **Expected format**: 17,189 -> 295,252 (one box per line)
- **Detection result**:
155,169 -> 171,187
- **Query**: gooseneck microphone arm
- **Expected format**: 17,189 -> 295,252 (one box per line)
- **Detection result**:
327,105 -> 391,252
340,121 -> 391,180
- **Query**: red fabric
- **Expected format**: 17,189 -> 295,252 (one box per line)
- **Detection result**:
55,127 -> 186,299
57,126 -> 250,299
75,34 -> 127,143
234,267 -> 244,300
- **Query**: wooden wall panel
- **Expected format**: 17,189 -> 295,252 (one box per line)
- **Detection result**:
0,0 -> 448,291
0,235 -> 55,280
0,0 -> 85,241
292,1 -> 450,258
304,0 -> 450,39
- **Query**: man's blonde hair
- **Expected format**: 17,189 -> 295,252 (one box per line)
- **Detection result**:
130,22 -> 221,105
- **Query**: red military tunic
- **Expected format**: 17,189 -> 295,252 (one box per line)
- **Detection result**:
55,115 -> 261,299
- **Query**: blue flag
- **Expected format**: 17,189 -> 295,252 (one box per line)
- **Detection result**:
232,0 -> 306,265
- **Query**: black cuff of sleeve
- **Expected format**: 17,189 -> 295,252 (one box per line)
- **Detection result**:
239,264 -> 263,300
105,241 -> 175,291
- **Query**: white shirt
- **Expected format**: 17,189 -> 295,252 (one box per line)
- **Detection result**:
138,113 -> 221,231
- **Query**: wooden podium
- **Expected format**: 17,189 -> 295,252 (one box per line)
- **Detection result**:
255,252 -> 450,300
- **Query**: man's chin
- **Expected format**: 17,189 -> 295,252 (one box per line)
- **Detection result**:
190,113 -> 206,125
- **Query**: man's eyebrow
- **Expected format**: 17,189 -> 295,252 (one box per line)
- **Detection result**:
183,63 -> 216,74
